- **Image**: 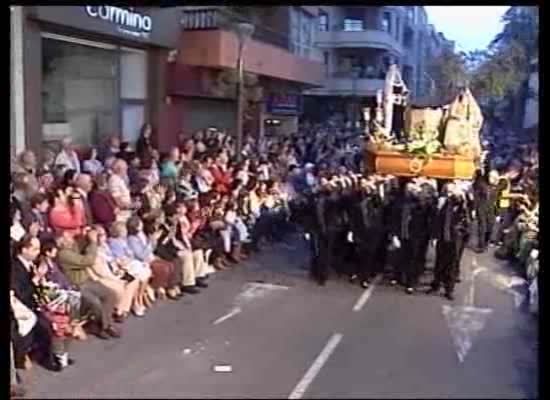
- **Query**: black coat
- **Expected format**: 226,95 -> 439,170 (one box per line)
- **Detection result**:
11,257 -> 36,312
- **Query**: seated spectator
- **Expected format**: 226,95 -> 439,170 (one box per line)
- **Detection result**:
57,229 -> 120,340
48,186 -> 86,237
33,243 -> 79,369
14,150 -> 40,191
108,222 -> 153,314
89,174 -> 117,229
82,148 -> 104,176
127,216 -> 181,301
91,225 -> 141,320
160,147 -> 181,189
23,192 -> 53,241
171,202 -> 208,294
74,173 -> 95,226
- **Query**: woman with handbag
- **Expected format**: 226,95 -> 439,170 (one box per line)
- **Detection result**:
90,226 -> 141,320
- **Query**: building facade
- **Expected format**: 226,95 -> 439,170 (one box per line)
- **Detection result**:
302,6 -> 452,124
12,6 -> 181,155
169,6 -> 325,140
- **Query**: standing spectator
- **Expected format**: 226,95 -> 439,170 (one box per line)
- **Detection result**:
136,123 -> 155,160
99,135 -> 121,163
108,159 -> 134,224
55,137 -> 81,175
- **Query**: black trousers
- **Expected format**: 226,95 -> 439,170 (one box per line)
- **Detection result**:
476,208 -> 494,249
404,236 -> 430,288
432,239 -> 464,294
312,231 -> 338,282
355,233 -> 384,281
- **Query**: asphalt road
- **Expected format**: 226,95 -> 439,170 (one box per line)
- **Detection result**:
22,236 -> 538,399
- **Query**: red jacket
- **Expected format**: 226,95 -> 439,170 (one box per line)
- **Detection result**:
49,204 -> 85,236
209,165 -> 232,194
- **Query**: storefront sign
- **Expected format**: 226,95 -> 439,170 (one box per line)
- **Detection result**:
85,6 -> 152,38
267,94 -> 301,115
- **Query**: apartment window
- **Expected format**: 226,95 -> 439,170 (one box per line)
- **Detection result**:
290,7 -> 315,59
343,18 -> 364,32
382,12 -> 392,33
319,12 -> 329,32
323,51 -> 330,77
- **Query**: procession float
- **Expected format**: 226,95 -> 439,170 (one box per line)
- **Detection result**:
364,64 -> 482,180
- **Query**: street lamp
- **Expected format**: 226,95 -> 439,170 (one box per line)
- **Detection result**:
351,65 -> 361,133
235,22 -> 255,162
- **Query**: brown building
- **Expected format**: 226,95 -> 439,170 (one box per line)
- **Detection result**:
168,6 -> 325,141
13,6 -> 181,154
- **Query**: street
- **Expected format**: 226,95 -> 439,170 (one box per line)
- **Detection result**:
23,236 -> 538,399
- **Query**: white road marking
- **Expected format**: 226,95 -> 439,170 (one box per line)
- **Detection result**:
288,333 -> 344,399
442,305 -> 493,363
212,307 -> 242,325
352,275 -> 382,312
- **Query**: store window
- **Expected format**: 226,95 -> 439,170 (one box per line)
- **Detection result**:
42,37 -> 117,148
120,48 -> 147,144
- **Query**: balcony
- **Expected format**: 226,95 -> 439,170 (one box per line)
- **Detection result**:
304,73 -> 385,97
178,30 -> 324,87
181,8 -> 289,51
316,27 -> 403,55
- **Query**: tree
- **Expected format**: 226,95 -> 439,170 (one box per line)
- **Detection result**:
426,48 -> 468,103
468,6 -> 538,133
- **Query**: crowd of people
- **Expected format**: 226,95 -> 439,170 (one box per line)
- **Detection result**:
9,120 -> 538,398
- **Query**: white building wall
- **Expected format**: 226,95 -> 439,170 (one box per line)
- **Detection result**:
11,6 -> 26,155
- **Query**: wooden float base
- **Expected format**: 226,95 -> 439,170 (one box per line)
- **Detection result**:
365,149 -> 476,180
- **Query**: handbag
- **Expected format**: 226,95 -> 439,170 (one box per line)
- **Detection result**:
10,294 -> 37,337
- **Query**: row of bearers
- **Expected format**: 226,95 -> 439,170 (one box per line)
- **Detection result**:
300,173 -> 471,300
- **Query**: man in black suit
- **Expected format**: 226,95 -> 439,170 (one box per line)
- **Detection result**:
74,173 -> 95,225
11,236 -> 63,372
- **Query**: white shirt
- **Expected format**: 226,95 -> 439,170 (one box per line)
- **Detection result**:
108,173 -> 131,206
55,150 -> 81,174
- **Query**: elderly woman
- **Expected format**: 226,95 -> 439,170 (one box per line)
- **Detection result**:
127,216 -> 180,301
108,222 -> 153,313
90,225 -> 141,319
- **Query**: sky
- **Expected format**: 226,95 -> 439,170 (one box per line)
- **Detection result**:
425,6 -> 510,52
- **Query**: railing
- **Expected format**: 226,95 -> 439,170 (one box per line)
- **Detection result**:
333,68 -> 387,80
181,8 -> 290,51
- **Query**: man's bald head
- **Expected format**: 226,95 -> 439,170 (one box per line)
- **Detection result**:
75,173 -> 93,193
